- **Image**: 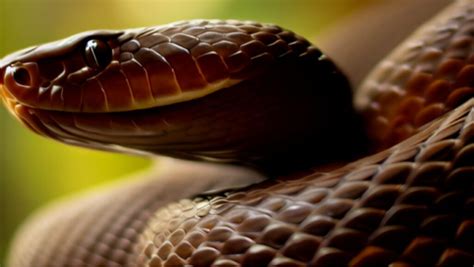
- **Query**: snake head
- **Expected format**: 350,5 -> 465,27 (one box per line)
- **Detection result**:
0,20 -> 357,170
0,21 -> 253,115
0,30 -> 125,113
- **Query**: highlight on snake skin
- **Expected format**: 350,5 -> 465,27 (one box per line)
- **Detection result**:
0,0 -> 473,266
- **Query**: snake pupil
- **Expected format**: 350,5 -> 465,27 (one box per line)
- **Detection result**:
84,39 -> 112,69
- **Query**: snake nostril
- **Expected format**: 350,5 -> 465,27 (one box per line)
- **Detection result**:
13,67 -> 32,87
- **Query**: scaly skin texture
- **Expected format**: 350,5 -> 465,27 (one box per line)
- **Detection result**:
2,1 -> 474,267
136,99 -> 474,267
6,101 -> 474,267
356,0 -> 474,150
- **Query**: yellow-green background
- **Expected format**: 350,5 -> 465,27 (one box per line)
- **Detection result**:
0,0 -> 374,264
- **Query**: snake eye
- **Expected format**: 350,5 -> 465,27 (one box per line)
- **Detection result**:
83,39 -> 112,69
12,67 -> 32,86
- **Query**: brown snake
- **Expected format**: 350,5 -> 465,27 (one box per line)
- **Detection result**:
1,1 -> 473,266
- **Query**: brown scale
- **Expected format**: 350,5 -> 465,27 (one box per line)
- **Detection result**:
134,100 -> 473,267
356,0 -> 474,150
127,20 -> 287,95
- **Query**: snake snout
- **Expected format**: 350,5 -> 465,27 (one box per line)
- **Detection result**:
3,62 -> 41,103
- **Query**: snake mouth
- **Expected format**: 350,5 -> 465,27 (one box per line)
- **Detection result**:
12,102 -> 180,156
9,82 -> 259,159
3,75 -> 251,158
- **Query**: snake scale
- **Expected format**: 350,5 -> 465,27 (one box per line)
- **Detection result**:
1,0 -> 473,266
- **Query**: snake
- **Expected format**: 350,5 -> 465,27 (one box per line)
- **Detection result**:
1,0 -> 473,266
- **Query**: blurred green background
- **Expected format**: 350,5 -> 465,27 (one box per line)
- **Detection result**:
0,0 -> 375,264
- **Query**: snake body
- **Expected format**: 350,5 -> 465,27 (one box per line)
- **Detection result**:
1,1 -> 473,266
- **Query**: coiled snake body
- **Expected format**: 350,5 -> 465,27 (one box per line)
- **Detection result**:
1,1 -> 473,266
